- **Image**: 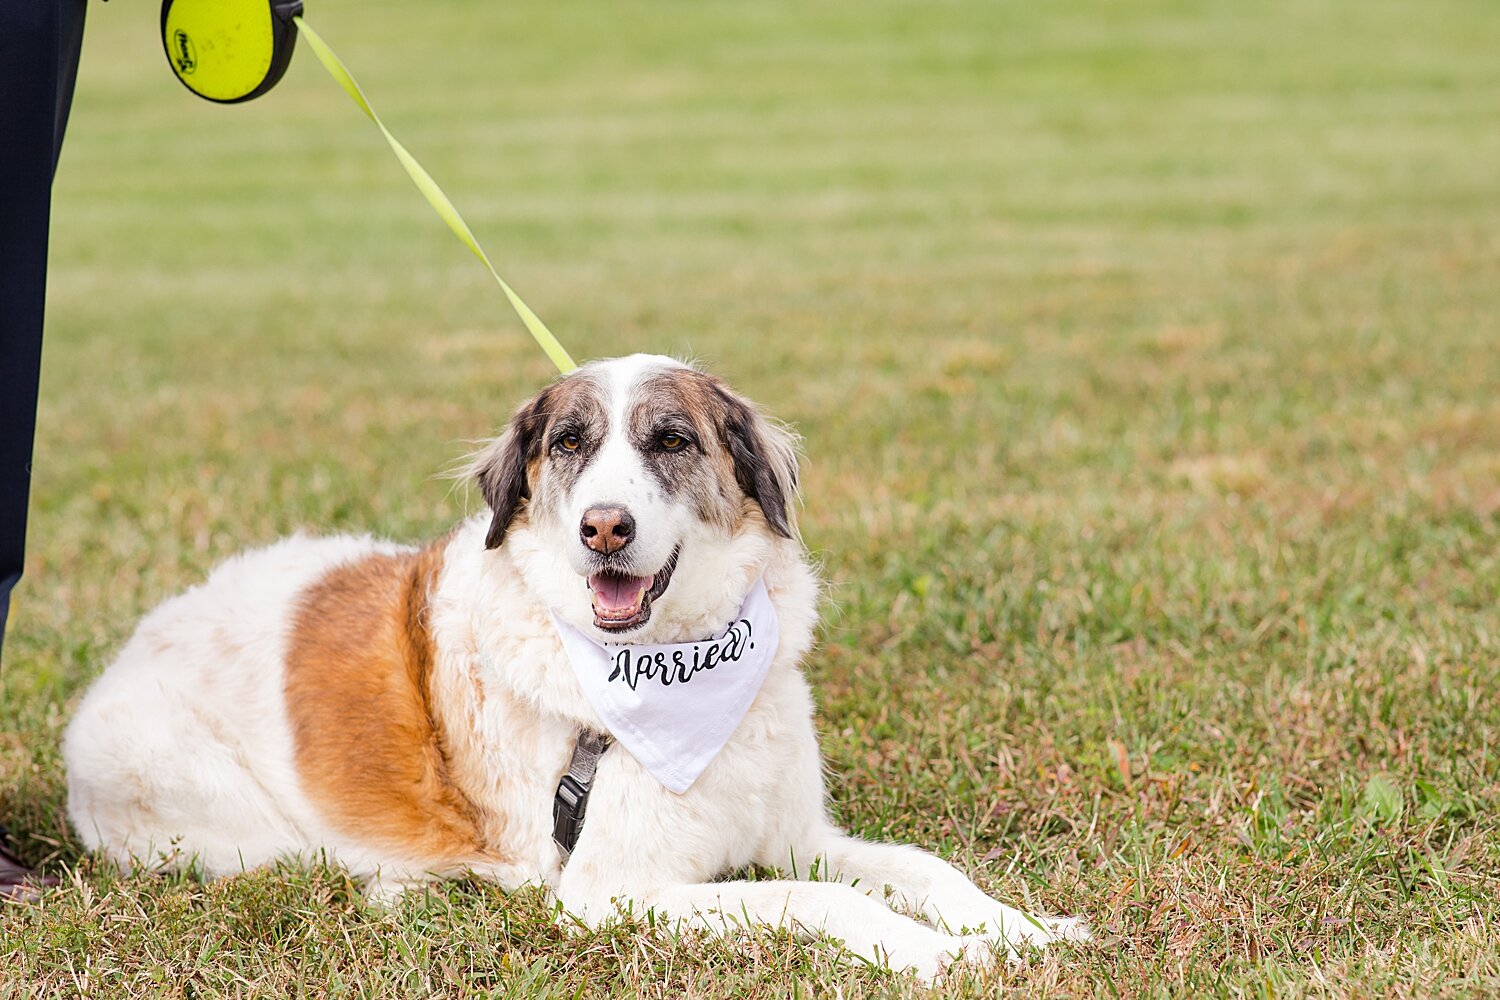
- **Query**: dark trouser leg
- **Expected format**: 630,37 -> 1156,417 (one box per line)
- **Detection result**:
0,0 -> 87,672
0,0 -> 87,892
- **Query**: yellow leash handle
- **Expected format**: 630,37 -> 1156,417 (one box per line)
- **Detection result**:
292,16 -> 577,374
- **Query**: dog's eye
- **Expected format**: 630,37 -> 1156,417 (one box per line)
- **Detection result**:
556,433 -> 582,453
659,433 -> 687,452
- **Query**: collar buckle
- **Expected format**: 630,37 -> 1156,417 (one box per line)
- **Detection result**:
552,729 -> 612,864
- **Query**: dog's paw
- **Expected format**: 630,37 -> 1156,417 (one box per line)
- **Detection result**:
996,914 -> 1091,952
901,941 -> 976,986
941,937 -> 1001,975
929,918 -> 1089,981
1034,914 -> 1091,944
982,913 -> 1091,959
362,874 -> 428,909
877,932 -> 984,985
904,950 -> 948,986
939,903 -> 1091,951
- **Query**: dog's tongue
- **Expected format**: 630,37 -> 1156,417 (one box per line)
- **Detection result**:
589,572 -> 652,613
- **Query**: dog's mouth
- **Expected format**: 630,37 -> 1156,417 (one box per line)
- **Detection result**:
587,546 -> 680,633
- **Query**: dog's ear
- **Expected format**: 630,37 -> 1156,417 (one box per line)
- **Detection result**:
473,390 -> 550,550
713,385 -> 800,539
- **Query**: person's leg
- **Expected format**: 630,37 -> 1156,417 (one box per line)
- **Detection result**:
53,0 -> 88,159
0,0 -> 88,899
0,0 -> 87,663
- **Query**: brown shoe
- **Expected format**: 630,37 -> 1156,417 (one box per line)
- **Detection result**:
0,832 -> 58,903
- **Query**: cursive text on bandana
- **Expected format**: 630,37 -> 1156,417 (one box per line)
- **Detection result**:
551,578 -> 780,793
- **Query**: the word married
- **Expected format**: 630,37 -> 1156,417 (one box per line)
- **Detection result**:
607,619 -> 756,690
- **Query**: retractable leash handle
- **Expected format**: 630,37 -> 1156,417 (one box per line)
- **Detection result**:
159,0 -> 578,373
162,0 -> 303,104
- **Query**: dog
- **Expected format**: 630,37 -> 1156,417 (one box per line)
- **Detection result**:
64,353 -> 1084,981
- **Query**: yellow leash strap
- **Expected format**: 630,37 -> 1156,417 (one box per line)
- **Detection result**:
292,16 -> 577,374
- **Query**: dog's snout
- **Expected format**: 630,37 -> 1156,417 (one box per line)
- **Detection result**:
580,506 -> 635,555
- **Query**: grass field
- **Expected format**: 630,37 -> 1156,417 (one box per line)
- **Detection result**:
5,0 -> 1500,994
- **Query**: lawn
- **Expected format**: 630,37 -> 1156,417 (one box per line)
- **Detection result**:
5,0 -> 1500,994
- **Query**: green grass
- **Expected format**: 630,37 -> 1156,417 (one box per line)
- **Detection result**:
5,0 -> 1500,994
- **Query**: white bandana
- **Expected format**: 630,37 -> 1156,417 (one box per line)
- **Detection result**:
552,578 -> 780,794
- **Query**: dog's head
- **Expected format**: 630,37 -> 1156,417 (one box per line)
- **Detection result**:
472,355 -> 799,640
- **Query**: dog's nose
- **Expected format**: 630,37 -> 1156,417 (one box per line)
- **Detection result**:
580,506 -> 635,555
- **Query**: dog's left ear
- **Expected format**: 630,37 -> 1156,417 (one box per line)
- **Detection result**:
473,389 -> 550,550
713,385 -> 800,539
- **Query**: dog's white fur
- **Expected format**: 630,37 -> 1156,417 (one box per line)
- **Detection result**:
65,354 -> 1083,981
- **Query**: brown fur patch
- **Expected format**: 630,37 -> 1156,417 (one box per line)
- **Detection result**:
630,367 -> 798,538
476,373 -> 607,549
629,368 -> 743,526
284,541 -> 496,866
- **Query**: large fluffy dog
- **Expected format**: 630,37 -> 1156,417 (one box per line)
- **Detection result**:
65,354 -> 1083,980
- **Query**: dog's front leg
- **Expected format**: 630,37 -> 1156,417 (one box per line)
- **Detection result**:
792,831 -> 1088,950
557,871 -> 973,983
